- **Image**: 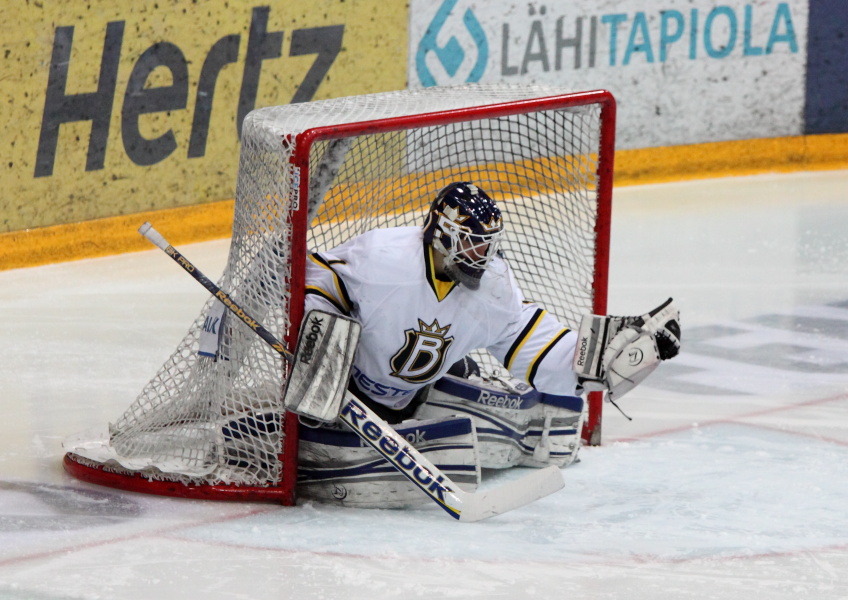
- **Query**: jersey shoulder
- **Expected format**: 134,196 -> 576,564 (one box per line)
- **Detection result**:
476,256 -> 523,306
322,227 -> 424,285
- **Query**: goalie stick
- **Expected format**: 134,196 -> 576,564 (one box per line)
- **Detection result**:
139,222 -> 295,362
139,222 -> 565,521
138,222 -> 357,422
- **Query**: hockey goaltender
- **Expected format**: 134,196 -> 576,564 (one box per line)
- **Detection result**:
293,181 -> 681,509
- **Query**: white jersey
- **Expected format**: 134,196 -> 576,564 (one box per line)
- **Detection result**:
303,227 -> 578,409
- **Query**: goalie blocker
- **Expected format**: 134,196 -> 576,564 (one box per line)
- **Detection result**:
572,298 -> 681,401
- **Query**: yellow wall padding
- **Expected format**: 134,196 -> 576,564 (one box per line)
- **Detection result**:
615,133 -> 848,186
1,201 -> 233,271
2,133 -> 847,272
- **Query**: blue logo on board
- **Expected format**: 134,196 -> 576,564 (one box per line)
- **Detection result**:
415,0 -> 488,87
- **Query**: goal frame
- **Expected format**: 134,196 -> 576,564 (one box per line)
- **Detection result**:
288,89 -> 615,449
64,89 -> 615,504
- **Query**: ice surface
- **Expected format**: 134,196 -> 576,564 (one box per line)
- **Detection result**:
1,171 -> 847,599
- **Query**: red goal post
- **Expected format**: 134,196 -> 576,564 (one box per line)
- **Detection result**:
64,85 -> 615,505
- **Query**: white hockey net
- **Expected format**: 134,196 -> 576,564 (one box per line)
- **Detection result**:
64,84 -> 614,502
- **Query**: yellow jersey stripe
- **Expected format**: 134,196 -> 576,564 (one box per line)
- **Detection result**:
305,285 -> 350,316
308,254 -> 353,313
424,244 -> 457,302
527,328 -> 570,387
504,308 -> 545,371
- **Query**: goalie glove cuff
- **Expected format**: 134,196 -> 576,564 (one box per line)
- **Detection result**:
572,298 -> 681,401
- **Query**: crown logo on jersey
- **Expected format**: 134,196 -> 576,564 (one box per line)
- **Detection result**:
418,318 -> 451,337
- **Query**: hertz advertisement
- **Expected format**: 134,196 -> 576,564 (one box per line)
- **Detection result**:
2,1 -> 407,234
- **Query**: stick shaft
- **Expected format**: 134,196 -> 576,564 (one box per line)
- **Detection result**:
138,222 -> 293,363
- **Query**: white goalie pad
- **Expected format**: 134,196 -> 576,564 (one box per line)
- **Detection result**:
414,374 -> 585,469
572,298 -> 681,401
297,415 -> 480,508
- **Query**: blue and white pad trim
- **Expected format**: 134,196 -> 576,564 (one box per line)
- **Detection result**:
416,375 -> 585,469
297,414 -> 480,508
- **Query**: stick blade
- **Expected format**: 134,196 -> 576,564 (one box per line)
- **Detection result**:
284,310 -> 360,422
457,465 -> 564,522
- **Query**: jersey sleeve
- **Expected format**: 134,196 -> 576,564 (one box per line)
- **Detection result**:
303,252 -> 355,317
488,299 -> 579,397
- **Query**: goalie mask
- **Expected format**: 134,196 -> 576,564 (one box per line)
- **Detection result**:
422,182 -> 504,290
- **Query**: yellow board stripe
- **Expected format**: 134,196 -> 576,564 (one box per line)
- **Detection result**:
0,200 -> 234,272
615,132 -> 848,186
3,133 -> 847,271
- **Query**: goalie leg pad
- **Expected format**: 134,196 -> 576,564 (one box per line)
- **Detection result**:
414,375 -> 585,469
296,415 -> 480,508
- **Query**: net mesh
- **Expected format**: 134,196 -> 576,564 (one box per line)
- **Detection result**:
81,84 -> 610,491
